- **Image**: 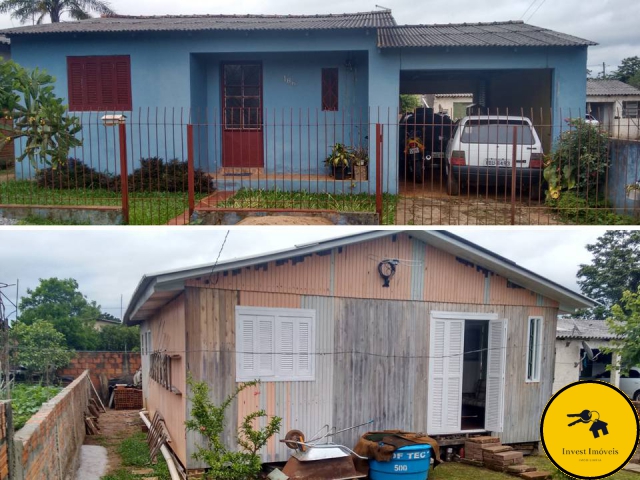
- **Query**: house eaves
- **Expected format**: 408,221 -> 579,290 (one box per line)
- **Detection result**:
124,230 -> 595,325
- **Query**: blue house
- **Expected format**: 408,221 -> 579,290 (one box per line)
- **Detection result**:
1,11 -> 595,194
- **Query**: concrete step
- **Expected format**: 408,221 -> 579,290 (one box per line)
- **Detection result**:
467,436 -> 501,444
483,444 -> 513,454
519,471 -> 552,479
507,464 -> 537,474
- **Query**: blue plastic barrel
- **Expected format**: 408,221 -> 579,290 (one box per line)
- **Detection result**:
369,444 -> 432,480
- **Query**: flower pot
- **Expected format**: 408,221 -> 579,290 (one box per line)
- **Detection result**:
352,164 -> 368,181
627,189 -> 640,201
331,165 -> 350,179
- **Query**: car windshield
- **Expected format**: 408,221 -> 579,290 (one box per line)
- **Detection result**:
461,120 -> 535,145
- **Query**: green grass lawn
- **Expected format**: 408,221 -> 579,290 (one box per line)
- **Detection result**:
217,188 -> 399,225
429,454 -> 638,480
1,384 -> 63,430
101,432 -> 170,480
0,180 -> 203,225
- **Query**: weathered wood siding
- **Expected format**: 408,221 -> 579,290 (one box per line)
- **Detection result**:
183,286 -> 558,464
144,294 -> 188,466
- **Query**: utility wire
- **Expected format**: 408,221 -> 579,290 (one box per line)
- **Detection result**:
207,230 -> 231,284
525,0 -> 548,22
520,0 -> 540,20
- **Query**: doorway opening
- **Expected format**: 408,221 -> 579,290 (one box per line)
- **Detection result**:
462,320 -> 489,430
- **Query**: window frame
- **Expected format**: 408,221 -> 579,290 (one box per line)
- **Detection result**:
622,101 -> 639,119
525,316 -> 543,383
235,305 -> 315,382
66,55 -> 132,112
321,68 -> 339,112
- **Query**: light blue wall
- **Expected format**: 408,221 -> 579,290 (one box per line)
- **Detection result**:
9,30 -> 589,195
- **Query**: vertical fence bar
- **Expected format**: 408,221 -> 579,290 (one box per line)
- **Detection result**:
187,123 -> 195,217
511,125 -> 517,226
118,121 -> 129,225
376,123 -> 383,224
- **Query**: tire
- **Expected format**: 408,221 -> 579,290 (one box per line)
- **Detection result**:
528,183 -> 542,202
446,165 -> 460,196
633,391 -> 640,401
413,156 -> 424,184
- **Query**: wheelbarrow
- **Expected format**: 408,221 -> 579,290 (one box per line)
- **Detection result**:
280,421 -> 373,480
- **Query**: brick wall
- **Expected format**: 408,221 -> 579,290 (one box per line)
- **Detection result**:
11,371 -> 91,480
0,401 -> 13,480
58,351 -> 141,398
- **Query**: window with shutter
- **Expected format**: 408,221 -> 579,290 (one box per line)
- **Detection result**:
236,306 -> 315,382
321,68 -> 339,111
526,316 -> 543,382
67,55 -> 132,111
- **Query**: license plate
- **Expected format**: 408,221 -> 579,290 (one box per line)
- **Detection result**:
409,147 -> 420,154
486,158 -> 511,167
432,152 -> 444,159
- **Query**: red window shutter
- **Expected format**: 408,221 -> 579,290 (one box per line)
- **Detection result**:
321,68 -> 339,111
66,55 -> 131,111
67,58 -> 85,111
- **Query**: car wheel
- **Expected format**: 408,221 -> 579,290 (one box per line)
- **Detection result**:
413,157 -> 424,184
446,166 -> 459,196
633,391 -> 640,401
529,183 -> 542,201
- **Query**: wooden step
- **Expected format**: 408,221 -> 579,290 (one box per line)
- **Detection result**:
519,471 -> 552,479
467,436 -> 501,444
483,444 -> 513,454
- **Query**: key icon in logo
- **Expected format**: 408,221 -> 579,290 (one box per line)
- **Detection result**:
566,410 -> 609,438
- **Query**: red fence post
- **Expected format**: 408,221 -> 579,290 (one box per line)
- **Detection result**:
511,125 -> 517,226
376,123 -> 383,224
187,124 -> 195,217
118,122 -> 129,225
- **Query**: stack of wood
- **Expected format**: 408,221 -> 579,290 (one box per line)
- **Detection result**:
147,411 -> 172,462
85,381 -> 107,435
483,445 -> 525,472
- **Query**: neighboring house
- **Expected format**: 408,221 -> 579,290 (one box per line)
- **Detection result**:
124,230 -> 593,473
587,79 -> 640,140
1,14 -> 594,193
94,315 -> 122,331
553,317 -> 620,393
432,93 -> 474,120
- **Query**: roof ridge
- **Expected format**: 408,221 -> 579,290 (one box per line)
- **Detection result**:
383,20 -> 525,28
99,11 -> 391,20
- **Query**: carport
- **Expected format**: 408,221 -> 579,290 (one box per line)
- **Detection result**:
371,20 -> 596,195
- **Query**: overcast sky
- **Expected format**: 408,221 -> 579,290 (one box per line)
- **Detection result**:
0,227 -> 611,322
0,0 -> 638,75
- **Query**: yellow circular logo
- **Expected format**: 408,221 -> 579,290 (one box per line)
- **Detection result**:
541,381 -> 639,479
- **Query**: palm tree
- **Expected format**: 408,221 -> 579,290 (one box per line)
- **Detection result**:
0,0 -> 115,24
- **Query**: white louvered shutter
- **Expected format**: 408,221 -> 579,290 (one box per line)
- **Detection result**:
278,318 -> 295,377
428,318 -> 464,434
257,315 -> 275,377
485,319 -> 507,433
237,314 -> 256,378
296,318 -> 313,378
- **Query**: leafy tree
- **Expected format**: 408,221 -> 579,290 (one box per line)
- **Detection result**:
97,324 -> 140,352
185,376 -> 281,480
0,59 -> 82,168
11,320 -> 74,384
577,231 -> 640,319
0,0 -> 114,24
17,278 -> 100,350
606,288 -> 640,374
612,56 -> 640,84
628,70 -> 640,90
400,94 -> 421,113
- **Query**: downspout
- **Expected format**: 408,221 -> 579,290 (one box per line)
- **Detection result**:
139,411 -> 182,480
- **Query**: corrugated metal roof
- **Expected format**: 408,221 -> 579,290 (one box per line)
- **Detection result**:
587,79 -> 640,97
0,11 -> 396,36
556,317 -> 617,340
377,21 -> 596,48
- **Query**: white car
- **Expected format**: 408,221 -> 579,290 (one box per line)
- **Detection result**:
444,115 -> 544,199
585,114 -> 600,125
595,366 -> 640,400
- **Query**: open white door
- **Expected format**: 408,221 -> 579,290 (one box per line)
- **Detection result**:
485,319 -> 507,433
428,318 -> 465,434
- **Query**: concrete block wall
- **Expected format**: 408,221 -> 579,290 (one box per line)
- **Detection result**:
12,371 -> 91,480
0,401 -> 13,480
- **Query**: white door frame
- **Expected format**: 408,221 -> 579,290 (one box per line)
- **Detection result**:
427,311 -> 501,435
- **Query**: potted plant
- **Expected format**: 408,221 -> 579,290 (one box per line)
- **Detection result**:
325,143 -> 353,179
351,146 -> 369,181
626,182 -> 640,201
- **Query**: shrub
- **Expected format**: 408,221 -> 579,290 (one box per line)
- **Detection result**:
36,158 -> 112,189
547,191 -> 638,225
113,157 -> 212,193
6,384 -> 62,430
544,119 -> 610,202
185,376 -> 281,480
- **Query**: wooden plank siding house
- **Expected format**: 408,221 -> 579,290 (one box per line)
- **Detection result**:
124,230 -> 593,473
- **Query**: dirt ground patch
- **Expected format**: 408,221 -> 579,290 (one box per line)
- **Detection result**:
237,215 -> 334,225
395,196 -> 563,225
84,409 -> 143,474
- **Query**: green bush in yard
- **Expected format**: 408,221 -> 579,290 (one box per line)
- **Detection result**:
36,158 -> 112,189
185,375 -> 281,480
112,157 -> 212,193
4,384 -> 62,430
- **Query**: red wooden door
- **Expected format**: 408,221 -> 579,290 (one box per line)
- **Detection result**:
222,63 -> 264,168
